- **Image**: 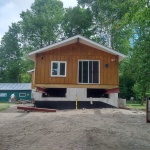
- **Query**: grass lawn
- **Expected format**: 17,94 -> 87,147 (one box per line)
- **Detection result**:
0,102 -> 12,112
126,101 -> 146,110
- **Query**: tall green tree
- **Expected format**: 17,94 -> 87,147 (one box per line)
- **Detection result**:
120,0 -> 150,103
0,22 -> 34,83
0,23 -> 22,82
62,6 -> 93,38
20,0 -> 64,50
77,0 -> 135,53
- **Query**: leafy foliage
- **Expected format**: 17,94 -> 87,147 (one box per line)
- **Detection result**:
62,6 -> 93,38
20,0 -> 64,50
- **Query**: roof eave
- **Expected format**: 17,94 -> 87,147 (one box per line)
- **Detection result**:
28,35 -> 127,61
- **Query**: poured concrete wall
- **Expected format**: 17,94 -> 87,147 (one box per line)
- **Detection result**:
33,88 -> 118,107
118,98 -> 126,107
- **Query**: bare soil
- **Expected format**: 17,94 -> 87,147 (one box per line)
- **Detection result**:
0,104 -> 150,150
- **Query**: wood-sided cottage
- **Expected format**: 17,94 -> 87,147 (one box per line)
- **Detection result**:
28,35 -> 126,109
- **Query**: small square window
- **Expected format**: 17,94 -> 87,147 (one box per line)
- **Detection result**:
51,61 -> 66,77
19,93 -> 26,97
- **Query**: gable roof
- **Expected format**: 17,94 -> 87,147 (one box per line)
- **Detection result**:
0,83 -> 31,91
28,35 -> 126,62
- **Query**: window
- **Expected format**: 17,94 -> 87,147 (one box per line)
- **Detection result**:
19,93 -> 26,97
78,60 -> 100,84
51,61 -> 66,77
0,93 -> 7,97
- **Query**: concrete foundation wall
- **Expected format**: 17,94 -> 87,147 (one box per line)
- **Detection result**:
118,98 -> 126,107
33,88 -> 118,107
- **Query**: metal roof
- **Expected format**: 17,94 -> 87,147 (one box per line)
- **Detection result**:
28,35 -> 126,62
0,83 -> 31,90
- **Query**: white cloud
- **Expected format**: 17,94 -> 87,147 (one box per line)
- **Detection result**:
0,0 -> 77,42
0,0 -> 35,41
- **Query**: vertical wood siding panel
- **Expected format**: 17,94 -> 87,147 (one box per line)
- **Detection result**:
36,54 -> 41,84
49,55 -> 52,84
41,53 -> 45,83
100,56 -> 104,85
44,52 -> 49,83
72,56 -> 76,84
31,71 -> 35,89
111,56 -> 116,85
107,56 -> 111,85
56,55 -> 61,84
35,55 -> 38,84
50,55 -> 56,84
64,56 -> 69,84
103,56 -> 108,85
116,56 -> 119,85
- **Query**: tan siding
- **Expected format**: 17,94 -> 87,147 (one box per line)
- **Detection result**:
35,43 -> 119,87
31,71 -> 35,89
100,56 -> 104,85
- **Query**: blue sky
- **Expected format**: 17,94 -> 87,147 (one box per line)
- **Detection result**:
0,0 -> 77,41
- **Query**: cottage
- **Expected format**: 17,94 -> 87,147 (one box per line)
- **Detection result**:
0,83 -> 32,102
28,35 -> 126,109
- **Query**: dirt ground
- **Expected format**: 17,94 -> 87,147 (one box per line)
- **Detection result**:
0,104 -> 150,150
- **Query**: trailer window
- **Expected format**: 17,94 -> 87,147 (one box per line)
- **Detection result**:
19,93 -> 26,97
0,93 -> 7,97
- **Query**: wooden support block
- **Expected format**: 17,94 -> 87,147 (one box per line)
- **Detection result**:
17,106 -> 56,112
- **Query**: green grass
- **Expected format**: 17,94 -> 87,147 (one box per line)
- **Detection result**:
0,102 -> 12,111
126,101 -> 146,110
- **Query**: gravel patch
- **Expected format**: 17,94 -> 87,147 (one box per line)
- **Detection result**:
0,106 -> 150,150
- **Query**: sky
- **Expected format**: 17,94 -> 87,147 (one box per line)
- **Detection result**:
0,0 -> 77,41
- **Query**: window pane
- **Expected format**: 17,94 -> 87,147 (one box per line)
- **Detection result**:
79,61 -> 82,83
60,63 -> 65,75
89,61 -> 92,83
19,93 -> 26,97
52,62 -> 58,75
93,61 -> 99,83
83,61 -> 88,83
0,93 -> 7,97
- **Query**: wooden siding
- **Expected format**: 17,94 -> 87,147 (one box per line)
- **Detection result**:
31,71 -> 35,89
35,43 -> 119,88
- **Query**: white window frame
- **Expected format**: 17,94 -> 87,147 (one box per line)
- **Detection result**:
19,93 -> 26,97
78,60 -> 100,84
51,61 -> 67,77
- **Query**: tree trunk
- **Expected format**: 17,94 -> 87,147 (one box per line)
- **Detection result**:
141,97 -> 145,105
141,89 -> 146,105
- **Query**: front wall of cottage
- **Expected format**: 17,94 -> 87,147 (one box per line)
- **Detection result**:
35,43 -> 119,87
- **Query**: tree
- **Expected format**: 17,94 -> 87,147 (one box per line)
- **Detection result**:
20,0 -> 64,50
128,1 -> 150,104
62,6 -> 93,38
0,22 -> 34,83
0,23 -> 22,82
131,35 -> 150,104
77,0 -> 134,54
